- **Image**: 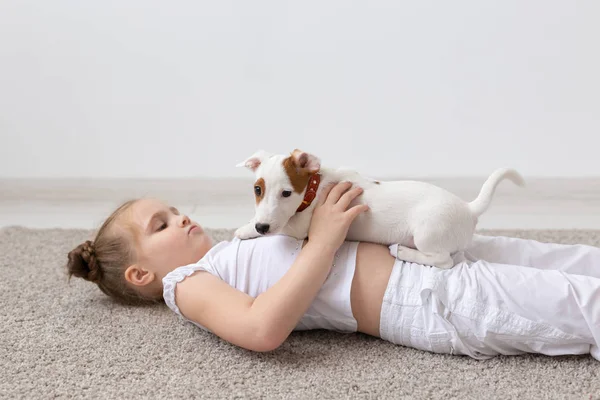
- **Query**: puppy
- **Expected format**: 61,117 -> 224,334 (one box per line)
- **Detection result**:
234,149 -> 524,268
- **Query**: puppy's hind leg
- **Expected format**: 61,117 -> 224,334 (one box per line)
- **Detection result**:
395,245 -> 454,269
409,230 -> 455,269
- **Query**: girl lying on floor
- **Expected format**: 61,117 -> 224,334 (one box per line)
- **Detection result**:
66,182 -> 600,361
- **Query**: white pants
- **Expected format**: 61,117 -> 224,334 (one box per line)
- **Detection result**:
380,235 -> 600,361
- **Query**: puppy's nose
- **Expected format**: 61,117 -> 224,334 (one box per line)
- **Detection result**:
255,223 -> 270,235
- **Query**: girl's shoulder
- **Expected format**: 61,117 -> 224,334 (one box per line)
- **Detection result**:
162,238 -> 240,319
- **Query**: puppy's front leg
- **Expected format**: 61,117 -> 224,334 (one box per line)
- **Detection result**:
234,220 -> 260,240
280,216 -> 311,240
279,224 -> 309,240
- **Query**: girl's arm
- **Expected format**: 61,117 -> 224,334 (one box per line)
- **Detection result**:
175,182 -> 368,352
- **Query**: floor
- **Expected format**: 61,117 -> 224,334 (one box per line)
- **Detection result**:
1,177 -> 600,230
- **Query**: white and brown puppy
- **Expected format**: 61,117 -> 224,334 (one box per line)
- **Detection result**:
235,149 -> 524,268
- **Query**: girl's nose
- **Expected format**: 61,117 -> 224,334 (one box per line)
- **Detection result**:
180,215 -> 190,227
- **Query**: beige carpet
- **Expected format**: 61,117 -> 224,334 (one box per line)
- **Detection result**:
1,227 -> 599,399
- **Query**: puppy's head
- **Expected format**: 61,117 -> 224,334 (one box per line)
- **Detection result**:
237,149 -> 321,235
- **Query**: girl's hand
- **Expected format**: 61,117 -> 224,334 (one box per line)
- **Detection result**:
308,182 -> 369,252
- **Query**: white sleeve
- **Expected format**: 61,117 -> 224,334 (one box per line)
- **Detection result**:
162,262 -> 214,332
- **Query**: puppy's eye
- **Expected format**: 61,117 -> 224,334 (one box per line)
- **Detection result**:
282,190 -> 292,198
254,186 -> 262,196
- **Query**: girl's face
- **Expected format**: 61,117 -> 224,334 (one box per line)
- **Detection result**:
123,199 -> 213,292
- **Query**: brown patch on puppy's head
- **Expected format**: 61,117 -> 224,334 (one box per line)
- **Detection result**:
283,149 -> 322,194
254,178 -> 265,204
283,157 -> 311,194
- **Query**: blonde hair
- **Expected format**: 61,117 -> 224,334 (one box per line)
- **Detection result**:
66,199 -> 162,305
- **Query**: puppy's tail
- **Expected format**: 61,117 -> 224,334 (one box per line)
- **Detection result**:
468,168 -> 525,217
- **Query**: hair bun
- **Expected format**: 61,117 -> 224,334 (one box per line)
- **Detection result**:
67,240 -> 102,283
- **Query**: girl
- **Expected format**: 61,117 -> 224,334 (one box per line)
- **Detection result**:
67,182 -> 600,360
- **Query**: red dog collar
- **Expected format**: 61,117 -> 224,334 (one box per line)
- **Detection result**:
296,173 -> 321,212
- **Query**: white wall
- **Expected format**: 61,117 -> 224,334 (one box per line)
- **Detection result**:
1,0 -> 599,179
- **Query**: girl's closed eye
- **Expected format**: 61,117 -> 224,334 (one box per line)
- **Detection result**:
156,222 -> 167,232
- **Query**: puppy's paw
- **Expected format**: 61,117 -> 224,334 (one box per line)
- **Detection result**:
432,258 -> 455,269
234,224 -> 259,240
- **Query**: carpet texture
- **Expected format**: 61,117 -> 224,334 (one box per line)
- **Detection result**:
1,227 -> 599,399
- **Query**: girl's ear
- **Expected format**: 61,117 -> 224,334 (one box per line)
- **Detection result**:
124,264 -> 155,287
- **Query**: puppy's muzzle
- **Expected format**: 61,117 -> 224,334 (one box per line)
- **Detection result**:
255,223 -> 270,235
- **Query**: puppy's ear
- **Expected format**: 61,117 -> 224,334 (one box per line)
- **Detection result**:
236,150 -> 271,172
291,149 -> 321,173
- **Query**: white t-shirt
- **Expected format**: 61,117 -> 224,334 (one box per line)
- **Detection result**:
162,235 -> 358,333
